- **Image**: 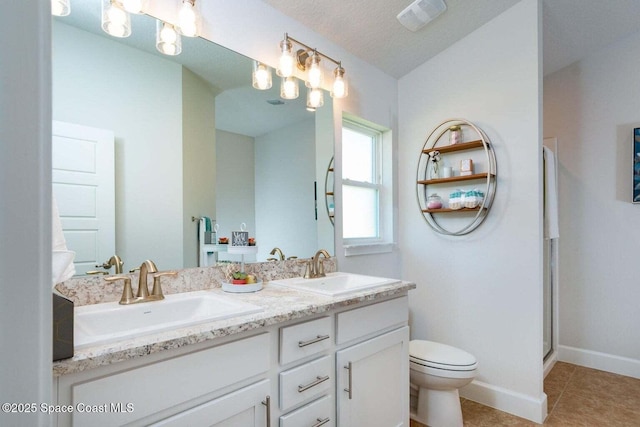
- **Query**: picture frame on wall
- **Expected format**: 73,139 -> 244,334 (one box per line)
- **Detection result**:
634,128 -> 640,203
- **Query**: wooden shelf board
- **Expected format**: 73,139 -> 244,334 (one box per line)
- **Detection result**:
326,192 -> 334,196
417,173 -> 494,185
422,207 -> 485,213
422,140 -> 484,155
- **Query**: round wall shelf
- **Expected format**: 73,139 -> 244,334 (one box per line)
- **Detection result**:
416,118 -> 497,235
325,156 -> 335,226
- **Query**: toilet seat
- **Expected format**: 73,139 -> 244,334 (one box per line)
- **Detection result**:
409,340 -> 477,373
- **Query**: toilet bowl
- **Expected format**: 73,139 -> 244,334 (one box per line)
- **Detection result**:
409,340 -> 477,427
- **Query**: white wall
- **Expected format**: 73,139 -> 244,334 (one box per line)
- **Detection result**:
52,22 -> 184,271
544,29 -> 640,378
215,130 -> 257,262
0,1 -> 52,425
182,69 -> 217,268
399,0 -> 545,422
255,119 -> 318,260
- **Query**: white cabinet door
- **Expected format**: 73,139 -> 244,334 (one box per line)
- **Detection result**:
151,379 -> 270,427
336,326 -> 409,427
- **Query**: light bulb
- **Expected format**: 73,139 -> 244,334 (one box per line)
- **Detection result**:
51,0 -> 70,16
107,5 -> 127,25
178,0 -> 199,37
160,26 -> 178,44
252,62 -> 272,90
305,52 -> 322,89
307,88 -> 324,109
280,76 -> 299,100
102,0 -> 131,38
277,39 -> 295,77
121,0 -> 146,14
156,21 -> 182,56
331,66 -> 348,98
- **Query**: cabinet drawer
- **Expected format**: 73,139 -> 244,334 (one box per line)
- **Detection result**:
71,333 -> 270,427
280,316 -> 332,365
280,395 -> 333,427
336,296 -> 408,344
279,355 -> 332,411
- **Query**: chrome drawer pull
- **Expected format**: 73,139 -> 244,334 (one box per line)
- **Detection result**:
261,395 -> 271,427
344,362 -> 353,399
311,417 -> 330,427
298,375 -> 330,393
298,334 -> 330,348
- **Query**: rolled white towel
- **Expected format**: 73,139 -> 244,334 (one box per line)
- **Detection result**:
52,196 -> 76,286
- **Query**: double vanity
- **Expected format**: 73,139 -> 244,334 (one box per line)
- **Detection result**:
52,259 -> 415,427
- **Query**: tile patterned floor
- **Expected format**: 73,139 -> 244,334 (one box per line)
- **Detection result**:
410,362 -> 640,426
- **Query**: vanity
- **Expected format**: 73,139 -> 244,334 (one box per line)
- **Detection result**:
52,262 -> 414,427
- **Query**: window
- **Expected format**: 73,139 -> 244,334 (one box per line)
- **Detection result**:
341,117 -> 393,254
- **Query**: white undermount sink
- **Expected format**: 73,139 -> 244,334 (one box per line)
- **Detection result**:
269,272 -> 402,296
74,291 -> 263,349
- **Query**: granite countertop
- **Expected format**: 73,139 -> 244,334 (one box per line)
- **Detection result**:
53,280 -> 415,377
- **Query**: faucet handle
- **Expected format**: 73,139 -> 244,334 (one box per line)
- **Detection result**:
96,262 -> 113,270
317,258 -> 326,277
105,276 -> 134,305
151,271 -> 178,299
86,270 -> 109,275
303,259 -> 313,279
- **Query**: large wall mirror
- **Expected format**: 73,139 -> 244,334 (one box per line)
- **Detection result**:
52,1 -> 335,275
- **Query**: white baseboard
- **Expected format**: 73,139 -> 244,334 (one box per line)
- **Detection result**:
558,345 -> 640,379
543,351 -> 557,378
460,379 -> 547,424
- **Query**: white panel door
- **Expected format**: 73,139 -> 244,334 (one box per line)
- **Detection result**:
52,121 -> 115,276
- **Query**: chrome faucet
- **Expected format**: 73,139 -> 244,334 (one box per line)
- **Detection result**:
106,260 -> 177,305
304,249 -> 331,279
268,247 -> 285,261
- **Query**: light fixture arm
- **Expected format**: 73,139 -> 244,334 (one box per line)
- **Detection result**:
283,33 -> 343,69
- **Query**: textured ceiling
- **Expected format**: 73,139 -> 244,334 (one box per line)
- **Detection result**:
260,0 -> 519,78
261,0 -> 640,78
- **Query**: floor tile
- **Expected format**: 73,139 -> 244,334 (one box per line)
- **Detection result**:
461,400 -> 537,427
545,361 -> 576,390
564,366 -> 640,413
551,389 -> 640,427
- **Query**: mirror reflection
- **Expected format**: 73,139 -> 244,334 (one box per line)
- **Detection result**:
52,1 -> 335,275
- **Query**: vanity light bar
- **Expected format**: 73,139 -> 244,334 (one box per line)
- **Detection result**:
272,33 -> 349,104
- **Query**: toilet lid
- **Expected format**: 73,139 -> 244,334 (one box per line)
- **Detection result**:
409,340 -> 477,370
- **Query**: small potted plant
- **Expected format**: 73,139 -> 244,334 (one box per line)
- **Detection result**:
231,271 -> 247,284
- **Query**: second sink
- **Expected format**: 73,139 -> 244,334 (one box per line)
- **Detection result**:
270,272 -> 401,296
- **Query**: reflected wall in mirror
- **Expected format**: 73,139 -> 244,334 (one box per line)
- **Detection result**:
52,1 -> 335,275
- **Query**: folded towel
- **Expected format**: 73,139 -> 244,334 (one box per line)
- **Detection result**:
52,196 -> 76,286
202,216 -> 212,232
543,147 -> 560,240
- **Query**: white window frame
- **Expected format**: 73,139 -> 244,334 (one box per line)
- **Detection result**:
341,117 -> 394,256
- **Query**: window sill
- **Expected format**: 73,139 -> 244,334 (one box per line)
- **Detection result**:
343,242 -> 395,257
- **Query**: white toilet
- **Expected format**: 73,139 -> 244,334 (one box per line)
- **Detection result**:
409,340 -> 478,427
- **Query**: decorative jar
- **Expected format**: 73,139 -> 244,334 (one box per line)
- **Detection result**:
449,125 -> 462,145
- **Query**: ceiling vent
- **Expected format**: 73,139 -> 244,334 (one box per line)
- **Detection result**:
397,0 -> 447,32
